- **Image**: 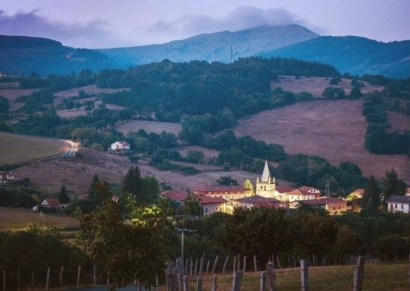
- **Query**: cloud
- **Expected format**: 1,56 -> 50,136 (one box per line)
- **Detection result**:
145,6 -> 305,39
0,10 -> 130,48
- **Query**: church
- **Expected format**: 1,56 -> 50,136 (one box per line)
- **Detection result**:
255,160 -> 276,198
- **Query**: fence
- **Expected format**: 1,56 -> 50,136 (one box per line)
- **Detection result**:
164,255 -> 409,291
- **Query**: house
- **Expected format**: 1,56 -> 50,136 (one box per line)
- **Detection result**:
231,195 -> 284,212
291,197 -> 347,214
286,186 -> 321,204
160,189 -> 189,206
110,141 -> 131,153
199,195 -> 227,217
41,199 -> 61,209
347,189 -> 365,201
192,185 -> 252,201
405,188 -> 410,196
0,171 -> 22,184
274,185 -> 296,201
386,195 -> 410,214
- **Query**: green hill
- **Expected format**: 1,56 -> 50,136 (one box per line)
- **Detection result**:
259,36 -> 410,78
0,35 -> 118,77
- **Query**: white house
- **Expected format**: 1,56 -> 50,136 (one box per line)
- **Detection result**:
386,195 -> 410,214
286,186 -> 321,204
110,141 -> 131,153
0,171 -> 22,184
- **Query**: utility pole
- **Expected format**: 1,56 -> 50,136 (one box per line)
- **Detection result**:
175,228 -> 196,274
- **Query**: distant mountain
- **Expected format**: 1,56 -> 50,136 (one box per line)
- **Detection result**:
97,24 -> 319,66
259,36 -> 410,78
0,35 -> 118,76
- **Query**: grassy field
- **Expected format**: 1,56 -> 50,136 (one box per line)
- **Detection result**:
115,120 -> 182,135
0,132 -> 66,165
185,263 -> 409,291
0,208 -> 80,231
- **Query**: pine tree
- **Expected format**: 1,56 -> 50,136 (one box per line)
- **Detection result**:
122,166 -> 143,203
382,168 -> 407,200
361,175 -> 380,210
57,185 -> 70,204
88,174 -> 104,207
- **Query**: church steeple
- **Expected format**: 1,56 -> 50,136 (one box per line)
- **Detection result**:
261,160 -> 270,182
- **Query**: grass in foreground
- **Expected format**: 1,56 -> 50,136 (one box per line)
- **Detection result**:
185,263 -> 409,291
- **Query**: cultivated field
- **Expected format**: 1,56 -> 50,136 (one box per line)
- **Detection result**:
0,132 -> 67,165
233,99 -> 410,180
115,120 -> 182,135
0,208 -> 79,231
53,84 -> 129,102
271,76 -> 385,97
0,88 -> 39,111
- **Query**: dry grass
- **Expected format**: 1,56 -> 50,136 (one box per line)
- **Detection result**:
233,100 -> 410,180
0,88 -> 39,111
0,132 -> 67,165
115,120 -> 182,135
0,208 -> 79,231
186,264 -> 409,291
271,76 -> 385,97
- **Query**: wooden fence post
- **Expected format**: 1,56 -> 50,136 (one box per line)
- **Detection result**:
196,277 -> 202,291
222,256 -> 229,274
178,273 -> 183,291
276,256 -> 282,269
194,260 -> 198,276
353,256 -> 365,291
107,272 -> 110,286
300,259 -> 309,291
233,256 -> 237,275
211,274 -> 217,291
45,268 -> 50,291
266,262 -> 275,291
243,256 -> 247,273
190,258 -> 193,276
212,255 -> 219,274
259,271 -> 266,291
77,265 -> 81,287
59,266 -> 64,285
254,255 -> 258,272
232,271 -> 243,291
206,260 -> 210,275
237,254 -> 241,272
183,275 -> 189,291
3,270 -> 5,291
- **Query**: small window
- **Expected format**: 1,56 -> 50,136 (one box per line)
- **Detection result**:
401,204 -> 404,209
395,204 -> 397,209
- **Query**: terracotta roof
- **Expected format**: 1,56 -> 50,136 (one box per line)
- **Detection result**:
386,195 -> 410,204
42,199 -> 61,206
275,185 -> 295,193
193,185 -> 250,193
199,195 -> 227,204
234,195 -> 281,205
291,187 -> 321,196
160,190 -> 189,201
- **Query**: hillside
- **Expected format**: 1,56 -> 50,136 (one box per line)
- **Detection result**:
97,24 -> 319,66
233,99 -> 410,180
0,35 -> 118,76
260,36 -> 410,78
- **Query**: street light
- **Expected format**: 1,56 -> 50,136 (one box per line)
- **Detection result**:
175,228 -> 196,274
40,212 -> 44,227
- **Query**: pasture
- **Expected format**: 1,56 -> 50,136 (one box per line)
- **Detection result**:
0,208 -> 79,231
271,76 -> 385,97
115,120 -> 182,135
0,132 -> 67,165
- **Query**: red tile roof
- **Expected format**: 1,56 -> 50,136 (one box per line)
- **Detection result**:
193,185 -> 250,194
275,185 -> 295,193
42,199 -> 61,206
160,190 -> 189,201
199,195 -> 227,204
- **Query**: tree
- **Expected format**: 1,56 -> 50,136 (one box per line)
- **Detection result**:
186,149 -> 204,164
0,96 -> 9,113
88,174 -> 105,207
184,194 -> 201,216
361,176 -> 380,210
57,185 -> 70,204
243,179 -> 254,194
78,182 -> 172,290
216,176 -> 238,185
382,169 -> 407,201
122,166 -> 144,203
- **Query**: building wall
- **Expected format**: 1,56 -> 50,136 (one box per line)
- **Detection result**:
202,203 -> 224,216
388,202 -> 410,214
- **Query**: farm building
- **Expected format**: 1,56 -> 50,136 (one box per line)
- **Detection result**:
290,197 -> 347,214
0,171 -> 22,184
386,195 -> 410,214
160,189 -> 189,206
110,141 -> 131,153
41,199 -> 61,209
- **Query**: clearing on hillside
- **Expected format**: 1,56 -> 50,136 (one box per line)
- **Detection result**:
0,88 -> 39,111
271,76 -> 384,97
0,132 -> 67,165
115,120 -> 182,135
233,99 -> 410,180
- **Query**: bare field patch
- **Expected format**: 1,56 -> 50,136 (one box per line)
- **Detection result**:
0,132 -> 66,165
0,208 -> 79,230
386,111 -> 410,132
0,88 -> 39,111
271,76 -> 384,97
115,120 -> 182,135
233,100 -> 410,179
53,84 -> 129,100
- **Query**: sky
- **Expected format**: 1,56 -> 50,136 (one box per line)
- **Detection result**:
0,0 -> 409,49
